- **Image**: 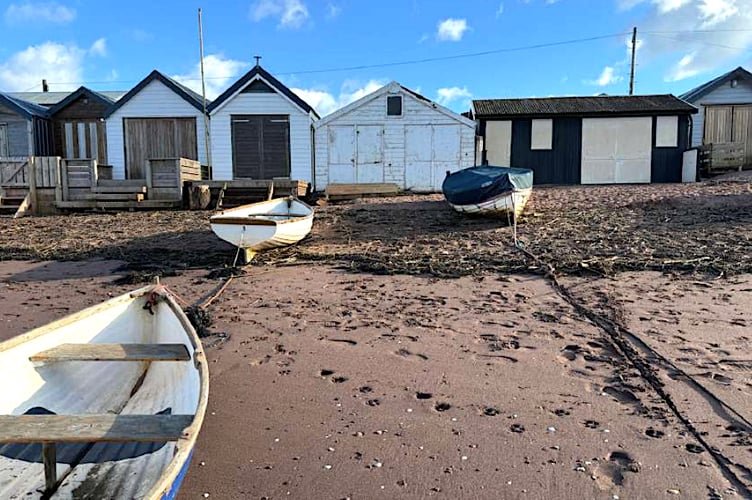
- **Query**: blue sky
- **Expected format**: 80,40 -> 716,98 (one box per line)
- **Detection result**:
1,0 -> 751,115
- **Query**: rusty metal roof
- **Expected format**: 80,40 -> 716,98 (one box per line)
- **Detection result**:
472,94 -> 696,118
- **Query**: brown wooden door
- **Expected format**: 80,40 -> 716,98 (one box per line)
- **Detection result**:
61,120 -> 107,164
124,118 -> 197,179
732,105 -> 752,166
703,106 -> 733,144
231,115 -> 290,179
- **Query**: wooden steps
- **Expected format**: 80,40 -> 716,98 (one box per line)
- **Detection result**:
56,200 -> 181,210
30,343 -> 191,363
92,186 -> 147,194
98,179 -> 149,188
326,183 -> 401,201
69,193 -> 145,202
0,414 -> 193,443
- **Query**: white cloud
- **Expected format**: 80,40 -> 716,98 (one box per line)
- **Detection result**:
0,41 -> 85,91
89,38 -> 107,57
436,86 -> 472,107
291,79 -> 386,116
588,66 -> 623,86
436,18 -> 469,42
173,54 -> 249,100
4,1 -> 75,24
617,0 -> 752,82
250,0 -> 309,29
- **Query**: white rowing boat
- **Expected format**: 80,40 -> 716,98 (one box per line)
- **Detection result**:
210,196 -> 314,263
449,188 -> 532,218
0,285 -> 208,499
442,166 -> 534,220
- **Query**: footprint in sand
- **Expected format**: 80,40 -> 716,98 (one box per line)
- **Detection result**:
332,376 -> 349,384
583,420 -> 600,429
645,428 -> 665,439
685,443 -> 704,454
510,423 -> 525,433
327,338 -> 358,346
595,451 -> 640,488
416,392 -> 433,400
359,386 -> 373,393
396,348 -> 429,361
483,407 -> 500,417
602,386 -> 640,405
366,399 -> 380,407
320,369 -> 335,377
553,409 -> 571,417
434,403 -> 451,412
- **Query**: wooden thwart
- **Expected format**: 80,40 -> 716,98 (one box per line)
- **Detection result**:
30,343 -> 191,363
0,414 -> 193,444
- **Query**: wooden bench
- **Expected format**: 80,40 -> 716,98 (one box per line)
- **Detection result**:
30,343 -> 191,363
0,414 -> 193,491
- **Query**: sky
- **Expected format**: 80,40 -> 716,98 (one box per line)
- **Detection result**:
1,0 -> 751,116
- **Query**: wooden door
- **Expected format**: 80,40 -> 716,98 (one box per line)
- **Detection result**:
0,125 -> 8,157
231,115 -> 290,179
581,117 -> 652,184
328,125 -> 356,184
703,106 -> 733,144
405,125 -> 432,191
732,105 -> 752,166
355,125 -> 383,183
124,118 -> 197,179
62,120 -> 107,163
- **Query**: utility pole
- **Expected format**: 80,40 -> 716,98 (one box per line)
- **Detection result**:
629,26 -> 637,96
198,8 -> 212,171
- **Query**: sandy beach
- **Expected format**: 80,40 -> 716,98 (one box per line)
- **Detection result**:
1,181 -> 751,499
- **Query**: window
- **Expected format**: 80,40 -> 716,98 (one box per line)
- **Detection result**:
656,115 -> 678,147
531,119 -> 553,150
387,95 -> 402,116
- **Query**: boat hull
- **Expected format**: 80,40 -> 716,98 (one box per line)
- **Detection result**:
0,286 -> 208,499
447,188 -> 532,218
210,197 -> 314,253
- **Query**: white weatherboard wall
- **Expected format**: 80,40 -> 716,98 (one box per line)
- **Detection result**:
686,78 -> 752,147
210,87 -> 315,182
314,86 -> 475,192
581,117 -> 652,184
106,80 -> 207,180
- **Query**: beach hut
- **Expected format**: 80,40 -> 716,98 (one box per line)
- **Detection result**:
681,67 -> 752,168
105,70 -> 208,180
48,87 -> 125,166
314,81 -> 476,192
473,95 -> 697,184
208,64 -> 318,183
0,93 -> 52,158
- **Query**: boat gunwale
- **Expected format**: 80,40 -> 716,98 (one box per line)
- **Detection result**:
209,213 -> 313,227
447,187 -> 532,211
0,285 -> 209,500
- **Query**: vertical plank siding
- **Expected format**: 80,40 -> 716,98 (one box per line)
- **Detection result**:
687,78 -> 752,147
509,118 -> 582,185
106,80 -> 207,179
314,89 -> 475,192
0,104 -> 34,157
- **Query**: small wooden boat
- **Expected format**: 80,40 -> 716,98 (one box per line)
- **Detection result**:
442,166 -> 534,219
0,285 -> 208,499
210,196 -> 314,263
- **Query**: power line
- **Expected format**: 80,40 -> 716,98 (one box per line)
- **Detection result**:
43,32 -> 629,87
642,32 -> 751,51
642,29 -> 752,34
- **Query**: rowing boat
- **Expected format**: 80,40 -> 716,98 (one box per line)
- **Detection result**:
0,285 -> 208,499
442,166 -> 534,219
210,196 -> 314,263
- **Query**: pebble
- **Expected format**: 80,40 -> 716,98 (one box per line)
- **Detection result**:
373,460 -> 383,468
203,494 -> 210,498
461,456 -> 468,461
667,489 -> 680,495
575,466 -> 586,472
200,461 -> 205,466
613,496 -> 620,500
407,408 -> 413,413
451,417 -> 458,422
328,447 -> 335,452
323,464 -> 332,470
547,426 -> 556,433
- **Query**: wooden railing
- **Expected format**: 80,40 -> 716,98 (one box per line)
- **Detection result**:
0,157 -> 59,188
145,158 -> 202,200
699,142 -> 746,175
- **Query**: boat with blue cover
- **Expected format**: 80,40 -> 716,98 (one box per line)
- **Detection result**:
442,165 -> 534,219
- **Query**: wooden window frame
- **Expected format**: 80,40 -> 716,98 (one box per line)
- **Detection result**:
655,115 -> 679,148
386,95 -> 403,117
530,119 -> 553,150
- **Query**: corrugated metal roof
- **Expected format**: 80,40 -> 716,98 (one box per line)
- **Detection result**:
472,94 -> 696,118
680,66 -> 752,102
0,92 -> 50,118
8,90 -> 127,106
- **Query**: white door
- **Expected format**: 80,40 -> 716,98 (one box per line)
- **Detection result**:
581,117 -> 652,184
328,126 -> 356,184
432,124 -> 461,189
485,120 -> 512,166
405,126 -> 433,191
356,125 -> 384,183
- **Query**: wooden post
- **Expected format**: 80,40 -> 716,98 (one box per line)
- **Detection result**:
60,159 -> 69,202
266,181 -> 275,200
91,159 -> 99,189
145,160 -> 153,194
629,27 -> 637,96
54,157 -> 63,204
28,156 -> 38,216
42,442 -> 56,492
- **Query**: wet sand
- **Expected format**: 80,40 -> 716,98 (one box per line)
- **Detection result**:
1,260 -> 749,499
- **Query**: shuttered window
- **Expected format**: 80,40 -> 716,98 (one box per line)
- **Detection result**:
531,119 -> 553,150
231,115 -> 291,179
655,116 -> 678,148
387,96 -> 402,116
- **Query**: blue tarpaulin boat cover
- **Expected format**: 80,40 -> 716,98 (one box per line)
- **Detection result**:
442,166 -> 534,206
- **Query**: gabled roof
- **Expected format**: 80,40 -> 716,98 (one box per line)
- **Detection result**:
49,86 -> 118,115
208,65 -> 318,118
472,94 -> 697,118
680,67 -> 752,102
315,81 -> 476,128
107,70 -> 208,116
0,92 -> 49,119
9,90 -> 127,107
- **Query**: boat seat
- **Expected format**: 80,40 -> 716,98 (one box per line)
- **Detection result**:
0,414 -> 193,493
0,414 -> 193,444
29,343 -> 191,363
